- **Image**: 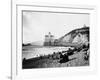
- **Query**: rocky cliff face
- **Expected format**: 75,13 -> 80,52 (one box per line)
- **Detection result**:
57,27 -> 89,47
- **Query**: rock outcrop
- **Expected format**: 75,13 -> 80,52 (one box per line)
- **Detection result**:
56,27 -> 89,47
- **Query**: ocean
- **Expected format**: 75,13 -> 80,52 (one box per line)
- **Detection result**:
22,46 -> 70,59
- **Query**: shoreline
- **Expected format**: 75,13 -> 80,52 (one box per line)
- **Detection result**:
22,45 -> 89,69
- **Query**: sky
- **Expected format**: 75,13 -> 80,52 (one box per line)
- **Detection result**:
23,11 -> 90,44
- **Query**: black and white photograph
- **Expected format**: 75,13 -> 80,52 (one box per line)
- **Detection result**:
22,11 -> 90,69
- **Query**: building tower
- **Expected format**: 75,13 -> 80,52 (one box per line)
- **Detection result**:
44,32 -> 54,46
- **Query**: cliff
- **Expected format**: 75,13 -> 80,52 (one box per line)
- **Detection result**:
56,27 -> 89,47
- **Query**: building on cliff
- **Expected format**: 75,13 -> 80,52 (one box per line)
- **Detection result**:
44,25 -> 89,47
44,32 -> 55,46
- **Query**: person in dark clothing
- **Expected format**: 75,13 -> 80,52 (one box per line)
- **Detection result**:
59,54 -> 69,63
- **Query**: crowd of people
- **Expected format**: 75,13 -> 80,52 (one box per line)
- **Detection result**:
23,43 -> 89,67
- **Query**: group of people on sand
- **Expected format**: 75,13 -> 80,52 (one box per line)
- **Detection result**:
51,43 -> 90,63
23,43 -> 89,65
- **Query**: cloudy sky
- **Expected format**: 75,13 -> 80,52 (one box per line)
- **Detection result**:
23,11 -> 90,44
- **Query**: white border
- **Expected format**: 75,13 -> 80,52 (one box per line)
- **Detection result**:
12,2 -> 97,80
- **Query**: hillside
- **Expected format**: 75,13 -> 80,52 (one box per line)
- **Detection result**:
56,27 -> 89,47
